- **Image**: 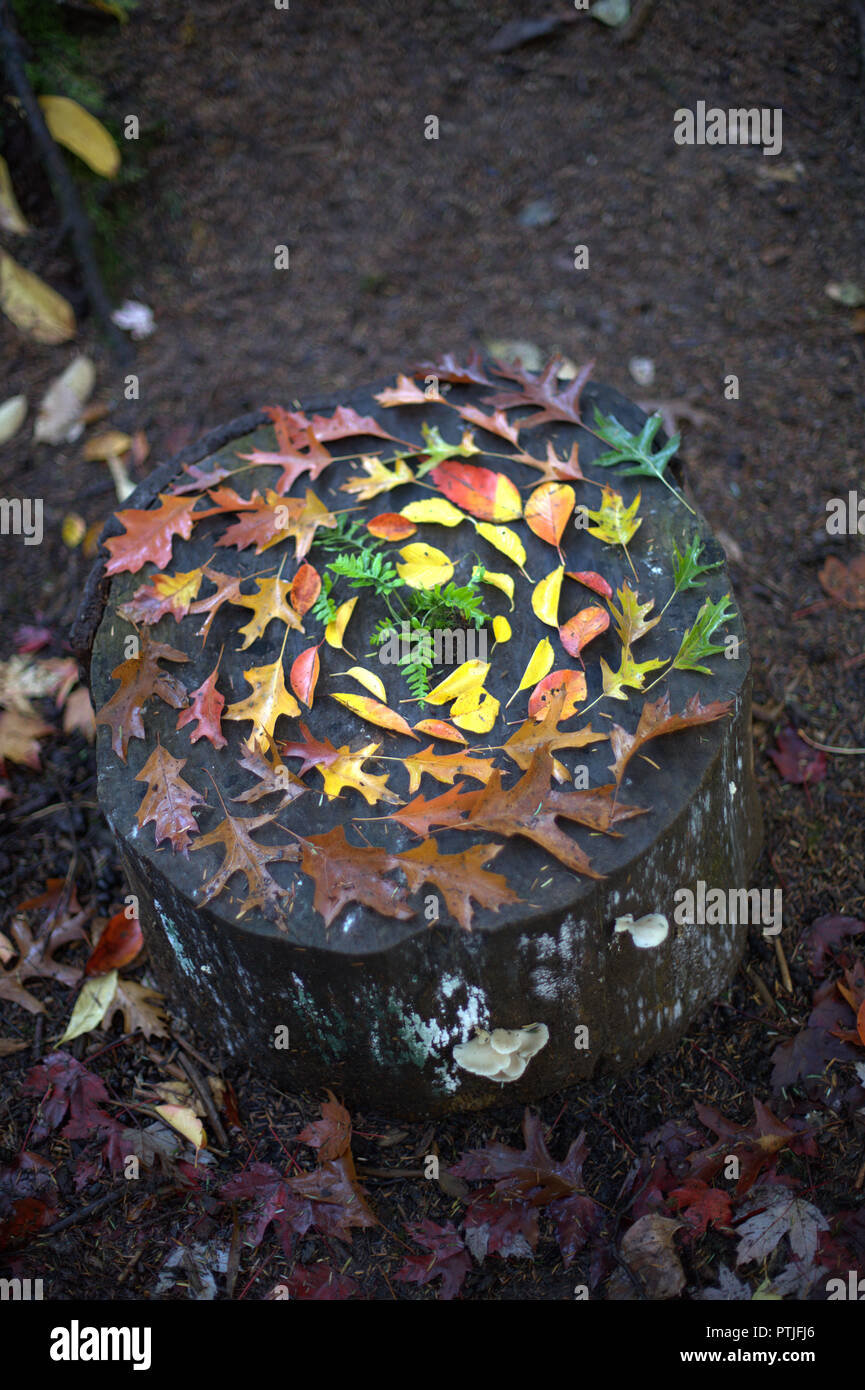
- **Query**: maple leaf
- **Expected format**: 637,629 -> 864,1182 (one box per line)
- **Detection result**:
453,1110 -> 602,1266
339,454 -> 414,502
608,692 -> 733,786
668,1180 -> 732,1239
227,576 -> 304,649
804,915 -> 865,976
224,659 -> 300,742
0,909 -> 88,1013
410,350 -> 493,386
233,737 -> 307,807
395,1220 -> 472,1300
280,1264 -> 359,1300
176,657 -> 227,747
23,1052 -> 114,1143
393,839 -> 519,931
94,633 -> 189,760
483,355 -> 594,428
188,566 -> 252,641
297,1090 -> 352,1163
462,1196 -> 539,1260
686,1099 -> 818,1196
134,745 -> 205,853
192,811 -> 298,919
117,568 -> 204,625
103,494 -> 201,575
389,782 -> 480,836
319,742 -> 400,807
299,826 -> 412,927
401,744 -> 497,796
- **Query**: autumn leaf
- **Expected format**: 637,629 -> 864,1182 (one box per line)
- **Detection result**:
94,633 -> 189,760
767,727 -> 827,785
686,1099 -> 817,1197
238,420 -> 332,494
599,648 -> 666,701
565,569 -> 613,600
278,722 -> 342,776
233,736 -> 307,807
608,692 -> 733,786
319,742 -> 400,806
511,439 -> 584,483
330,692 -> 417,739
607,581 -> 660,647
492,615 -> 511,644
525,482 -> 575,556
527,670 -> 587,721
176,656 -> 227,747
430,461 -> 522,523
559,605 -> 610,660
585,485 -> 642,549
282,490 -> 342,561
450,690 -> 500,733
473,566 -> 515,608
117,568 -> 204,625
400,497 -> 466,528
374,374 -> 442,407
453,404 -> 520,445
290,645 -> 321,707
389,782 -> 481,836
394,840 -> 519,931
396,542 -> 455,589
85,908 -> 143,975
214,489 -> 289,554
324,596 -> 357,652
189,566 -> 252,642
340,454 -> 414,502
135,745 -> 205,852
290,562 -> 322,616
474,521 -> 527,572
413,718 -> 467,744
335,666 -> 386,701
60,971 -> 119,1044
502,689 -> 607,783
672,594 -> 736,675
0,709 -> 53,769
103,494 -> 201,575
299,826 -> 412,927
266,402 -> 399,447
395,1220 -> 472,1300
0,910 -> 89,1014
228,577 -> 304,649
192,811 -> 298,919
509,638 -> 554,703
297,1091 -> 353,1162
532,567 -> 564,628
410,350 -> 493,386
483,355 -> 594,428
367,512 -> 417,540
401,744 -> 497,795
224,660 -> 300,742
818,554 -> 865,610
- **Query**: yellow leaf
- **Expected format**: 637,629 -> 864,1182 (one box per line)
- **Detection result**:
474,521 -> 527,571
425,660 -> 490,706
451,692 -> 500,733
397,542 -> 454,590
492,615 -> 511,643
230,576 -> 303,649
330,691 -> 418,738
154,1104 -> 207,1151
600,650 -> 668,701
475,568 -> 515,609
59,970 -> 118,1043
39,95 -> 121,178
586,486 -> 642,548
336,665 -> 386,701
325,596 -> 358,651
532,566 -> 564,627
225,661 -> 300,740
0,156 -> 29,234
340,454 -> 414,502
320,742 -> 400,806
400,498 -> 466,527
0,250 -> 75,343
510,638 -> 554,702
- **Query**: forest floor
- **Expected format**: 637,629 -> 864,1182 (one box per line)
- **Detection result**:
1,0 -> 864,1300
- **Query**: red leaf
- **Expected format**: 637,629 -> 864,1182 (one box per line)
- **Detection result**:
768,727 -> 827,784
483,356 -> 594,428
395,1219 -> 472,1299
176,657 -> 227,748
527,670 -> 587,720
366,512 -> 417,540
290,645 -> 321,708
290,562 -> 322,616
566,569 -> 613,600
85,909 -> 143,975
280,1264 -> 359,1300
430,461 -> 522,522
559,605 -> 610,659
103,495 -> 201,575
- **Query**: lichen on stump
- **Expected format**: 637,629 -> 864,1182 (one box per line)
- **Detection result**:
80,358 -> 763,1117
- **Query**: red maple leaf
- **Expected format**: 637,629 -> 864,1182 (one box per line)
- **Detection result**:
394,1219 -> 472,1300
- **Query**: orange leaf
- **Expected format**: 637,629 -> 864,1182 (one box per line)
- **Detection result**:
430,461 -> 522,523
413,718 -> 468,744
559,605 -> 610,659
290,644 -> 321,707
525,482 -> 575,555
290,562 -> 321,616
565,569 -> 613,600
367,512 -> 417,540
85,908 -> 143,976
528,670 -> 588,720
329,692 -> 418,739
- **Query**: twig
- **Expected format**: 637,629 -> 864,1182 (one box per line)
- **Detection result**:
178,1051 -> 229,1150
773,937 -> 794,994
616,0 -> 658,44
0,0 -> 131,362
798,730 -> 865,756
744,963 -> 777,1014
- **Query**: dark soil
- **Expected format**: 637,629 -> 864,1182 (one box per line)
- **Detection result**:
1,0 -> 863,1302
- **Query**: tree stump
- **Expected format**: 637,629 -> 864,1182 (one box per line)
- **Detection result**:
76,362 -> 763,1117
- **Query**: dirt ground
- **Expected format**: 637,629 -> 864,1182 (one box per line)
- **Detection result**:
1,0 -> 864,1302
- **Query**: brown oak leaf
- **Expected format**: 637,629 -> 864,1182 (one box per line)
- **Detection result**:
94,633 -> 189,761
192,812 -> 298,919
134,745 -> 205,853
609,692 -> 733,787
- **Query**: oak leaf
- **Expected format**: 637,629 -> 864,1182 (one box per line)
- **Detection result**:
319,742 -> 400,806
483,356 -> 594,428
224,660 -> 300,742
401,744 -> 497,795
227,577 -> 304,649
608,693 -> 733,786
103,494 -> 201,575
94,633 -> 189,760
117,568 -> 204,625
176,657 -> 227,747
135,745 -> 205,852
192,812 -> 298,919
299,826 -> 412,927
233,737 -> 307,806
394,839 -> 519,931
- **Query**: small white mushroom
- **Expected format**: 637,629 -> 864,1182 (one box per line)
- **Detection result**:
453,1023 -> 549,1081
614,912 -> 670,949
